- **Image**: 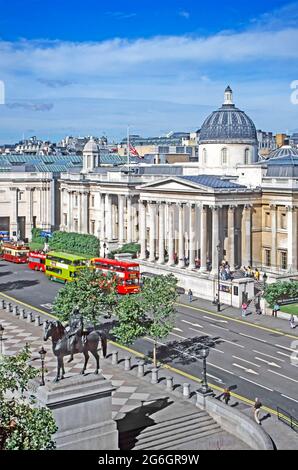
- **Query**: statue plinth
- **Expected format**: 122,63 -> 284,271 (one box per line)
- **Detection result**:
35,373 -> 118,450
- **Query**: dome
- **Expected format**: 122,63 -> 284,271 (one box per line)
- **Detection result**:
199,87 -> 257,145
83,137 -> 99,153
267,145 -> 298,160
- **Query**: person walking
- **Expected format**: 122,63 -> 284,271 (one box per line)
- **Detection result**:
241,301 -> 248,317
253,398 -> 262,425
222,388 -> 231,405
272,303 -> 280,318
188,289 -> 193,303
290,314 -> 296,329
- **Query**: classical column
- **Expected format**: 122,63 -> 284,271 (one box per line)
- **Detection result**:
25,187 -> 33,239
199,205 -> 207,272
139,200 -> 147,259
68,190 -> 73,232
227,205 -> 236,271
177,203 -> 185,267
158,202 -> 165,264
211,206 -> 220,275
188,203 -> 196,270
148,201 -> 156,262
126,196 -> 133,243
118,194 -> 125,244
167,203 -> 175,266
270,204 -> 277,269
105,194 -> 112,240
242,204 -> 252,267
82,192 -> 89,234
10,188 -> 18,237
99,193 -> 105,240
287,205 -> 297,272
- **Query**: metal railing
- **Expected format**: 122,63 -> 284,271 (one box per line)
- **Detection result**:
277,407 -> 298,432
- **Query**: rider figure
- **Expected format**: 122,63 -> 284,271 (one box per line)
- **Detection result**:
67,307 -> 87,362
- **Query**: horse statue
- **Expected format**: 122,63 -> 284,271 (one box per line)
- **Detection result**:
43,314 -> 107,382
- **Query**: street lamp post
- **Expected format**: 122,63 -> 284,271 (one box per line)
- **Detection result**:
217,243 -> 221,312
39,346 -> 47,386
0,324 -> 4,355
198,346 -> 212,395
103,242 -> 107,258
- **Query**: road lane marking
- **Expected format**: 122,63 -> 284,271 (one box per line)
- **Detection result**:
206,373 -> 223,383
275,344 -> 296,353
173,327 -> 184,332
208,362 -> 235,375
181,319 -> 203,328
220,338 -> 244,348
253,350 -> 284,362
232,356 -> 261,368
209,324 -> 229,331
232,363 -> 259,375
254,357 -> 281,368
281,394 -> 298,404
276,351 -> 291,358
203,316 -> 228,323
168,332 -> 187,340
239,376 -> 273,392
239,332 -> 267,343
176,302 -> 298,340
268,370 -> 298,383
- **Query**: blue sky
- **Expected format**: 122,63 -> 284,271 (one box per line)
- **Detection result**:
0,0 -> 297,142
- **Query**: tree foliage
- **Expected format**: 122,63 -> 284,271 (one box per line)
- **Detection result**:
264,281 -> 298,310
112,274 -> 178,367
50,231 -> 100,257
53,269 -> 118,325
0,345 -> 57,450
108,243 -> 140,259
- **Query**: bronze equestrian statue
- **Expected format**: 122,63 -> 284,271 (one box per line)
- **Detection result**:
43,310 -> 107,382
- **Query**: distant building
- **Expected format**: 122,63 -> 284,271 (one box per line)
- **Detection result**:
257,130 -> 276,158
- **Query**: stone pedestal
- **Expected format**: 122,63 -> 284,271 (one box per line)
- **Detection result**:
35,373 -> 118,450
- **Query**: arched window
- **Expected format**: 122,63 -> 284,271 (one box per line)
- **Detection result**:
221,148 -> 228,165
202,148 -> 207,164
244,148 -> 250,164
87,155 -> 91,168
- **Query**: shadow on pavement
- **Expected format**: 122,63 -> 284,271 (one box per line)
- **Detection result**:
0,279 -> 40,291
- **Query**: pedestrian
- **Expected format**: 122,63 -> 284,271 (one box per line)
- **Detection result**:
254,268 -> 260,281
188,289 -> 193,303
272,303 -> 280,318
290,314 -> 296,329
253,398 -> 262,425
241,301 -> 248,317
222,388 -> 231,405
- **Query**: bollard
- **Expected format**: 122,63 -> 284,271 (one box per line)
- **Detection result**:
183,383 -> 190,399
137,360 -> 145,377
111,351 -> 118,365
7,302 -> 12,312
151,368 -> 159,384
12,305 -> 18,316
27,312 -> 33,323
0,299 -> 5,309
166,377 -> 174,391
19,308 -> 26,320
34,315 -> 41,326
124,356 -> 131,371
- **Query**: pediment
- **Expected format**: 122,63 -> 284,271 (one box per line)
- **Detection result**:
138,177 -> 210,193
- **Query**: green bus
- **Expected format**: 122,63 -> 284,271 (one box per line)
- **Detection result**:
45,251 -> 89,283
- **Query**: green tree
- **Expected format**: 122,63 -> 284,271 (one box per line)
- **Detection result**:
53,269 -> 118,325
112,274 -> 178,367
0,345 -> 57,450
264,280 -> 298,312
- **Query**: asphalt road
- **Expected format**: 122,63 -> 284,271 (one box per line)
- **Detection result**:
1,260 -> 297,418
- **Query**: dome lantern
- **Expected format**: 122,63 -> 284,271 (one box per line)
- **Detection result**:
223,85 -> 233,106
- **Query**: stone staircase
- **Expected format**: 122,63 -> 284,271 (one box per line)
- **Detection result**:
119,410 -> 222,450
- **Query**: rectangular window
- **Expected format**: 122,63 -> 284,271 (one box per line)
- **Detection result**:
265,211 -> 271,228
280,213 -> 287,229
91,196 -> 95,207
74,219 -> 78,232
75,195 -> 78,207
18,192 -> 24,201
91,220 -> 95,235
265,249 -> 271,266
64,213 -> 68,226
281,251 -> 287,270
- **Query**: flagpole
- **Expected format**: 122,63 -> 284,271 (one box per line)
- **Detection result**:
127,125 -> 130,169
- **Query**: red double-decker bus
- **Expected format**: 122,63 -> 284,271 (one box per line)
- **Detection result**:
1,242 -> 29,263
91,258 -> 140,294
28,251 -> 47,272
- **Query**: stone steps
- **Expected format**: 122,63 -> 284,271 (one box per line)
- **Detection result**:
119,411 -> 221,450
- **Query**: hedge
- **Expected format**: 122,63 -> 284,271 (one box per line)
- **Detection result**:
108,243 -> 140,259
264,281 -> 298,309
50,231 -> 100,257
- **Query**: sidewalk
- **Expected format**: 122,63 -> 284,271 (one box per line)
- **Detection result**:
178,294 -> 298,337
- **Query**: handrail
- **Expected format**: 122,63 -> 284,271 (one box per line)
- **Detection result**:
277,407 -> 298,432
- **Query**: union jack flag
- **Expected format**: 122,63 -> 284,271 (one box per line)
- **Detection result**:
129,143 -> 141,157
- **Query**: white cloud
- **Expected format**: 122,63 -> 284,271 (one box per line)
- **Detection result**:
179,11 -> 190,19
